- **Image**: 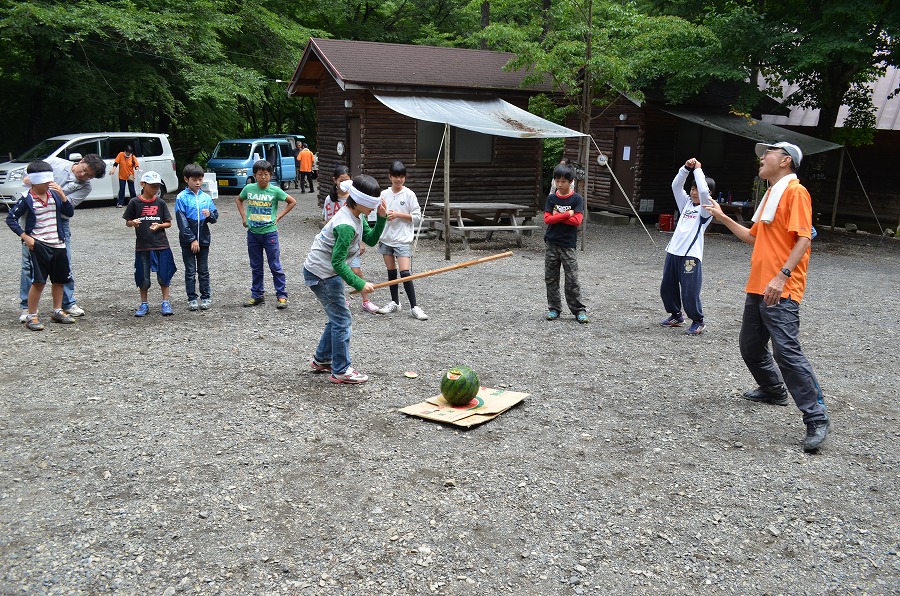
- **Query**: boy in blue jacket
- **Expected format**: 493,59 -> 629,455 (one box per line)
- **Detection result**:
6,160 -> 76,331
175,164 -> 219,311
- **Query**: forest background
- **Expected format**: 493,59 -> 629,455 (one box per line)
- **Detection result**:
0,0 -> 897,173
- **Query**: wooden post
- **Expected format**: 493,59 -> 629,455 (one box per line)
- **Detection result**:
444,123 -> 451,260
579,0 -> 593,252
829,148 -> 845,231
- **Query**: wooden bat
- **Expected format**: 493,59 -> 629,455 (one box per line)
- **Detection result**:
350,251 -> 513,293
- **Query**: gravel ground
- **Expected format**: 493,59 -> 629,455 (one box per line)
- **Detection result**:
1,190 -> 899,595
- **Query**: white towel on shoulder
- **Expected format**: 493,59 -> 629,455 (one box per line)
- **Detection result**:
751,174 -> 797,224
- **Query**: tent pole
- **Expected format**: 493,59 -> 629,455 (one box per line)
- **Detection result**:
444,124 -> 451,260
830,148 -> 845,231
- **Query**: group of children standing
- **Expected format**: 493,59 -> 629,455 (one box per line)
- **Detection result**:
9,153 -> 711,386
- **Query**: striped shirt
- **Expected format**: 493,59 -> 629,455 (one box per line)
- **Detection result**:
30,192 -> 65,248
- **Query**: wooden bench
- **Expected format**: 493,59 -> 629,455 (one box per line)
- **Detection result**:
426,201 -> 537,249
433,221 -> 540,248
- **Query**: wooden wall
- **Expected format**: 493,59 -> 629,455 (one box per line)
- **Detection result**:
312,78 -> 544,213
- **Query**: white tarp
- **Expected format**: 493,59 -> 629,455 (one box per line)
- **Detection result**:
374,94 -> 586,138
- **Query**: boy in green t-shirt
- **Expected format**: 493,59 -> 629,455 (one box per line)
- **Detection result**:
236,160 -> 297,308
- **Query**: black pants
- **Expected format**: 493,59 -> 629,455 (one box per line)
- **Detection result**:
299,171 -> 315,193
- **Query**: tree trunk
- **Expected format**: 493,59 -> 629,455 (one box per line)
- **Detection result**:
480,2 -> 490,50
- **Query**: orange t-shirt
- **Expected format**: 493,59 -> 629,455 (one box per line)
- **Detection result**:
745,179 -> 813,303
296,149 -> 314,173
114,152 -> 139,180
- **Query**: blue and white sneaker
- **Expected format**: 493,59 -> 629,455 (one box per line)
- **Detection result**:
659,314 -> 685,327
135,303 -> 149,317
161,301 -> 174,316
685,321 -> 706,335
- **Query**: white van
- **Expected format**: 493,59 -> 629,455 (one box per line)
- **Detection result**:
0,133 -> 178,205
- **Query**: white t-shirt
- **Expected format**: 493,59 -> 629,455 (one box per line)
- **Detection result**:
665,166 -> 712,260
372,186 -> 421,247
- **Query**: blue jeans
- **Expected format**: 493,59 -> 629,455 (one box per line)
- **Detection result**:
304,268 -> 352,375
20,218 -> 76,309
180,243 -> 211,300
739,294 -> 827,424
117,179 -> 136,206
247,230 -> 287,299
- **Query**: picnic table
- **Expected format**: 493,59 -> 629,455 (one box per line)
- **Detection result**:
427,202 -> 539,249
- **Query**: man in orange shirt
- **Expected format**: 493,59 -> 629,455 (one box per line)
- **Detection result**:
296,143 -> 315,193
705,141 -> 830,453
110,145 -> 140,207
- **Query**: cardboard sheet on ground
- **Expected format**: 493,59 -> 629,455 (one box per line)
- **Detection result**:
399,387 -> 527,427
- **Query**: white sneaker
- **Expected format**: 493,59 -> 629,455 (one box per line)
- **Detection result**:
200,298 -> 212,310
410,305 -> 429,321
65,304 -> 85,317
329,367 -> 369,384
18,309 -> 28,323
377,301 -> 401,314
188,299 -> 199,311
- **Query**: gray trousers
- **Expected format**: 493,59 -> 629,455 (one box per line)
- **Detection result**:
545,243 -> 586,315
739,294 -> 827,424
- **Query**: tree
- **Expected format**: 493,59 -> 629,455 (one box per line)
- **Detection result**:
0,0 -> 314,161
476,0 -> 724,187
642,0 -> 900,146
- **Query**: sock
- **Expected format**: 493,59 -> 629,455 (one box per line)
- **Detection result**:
400,269 -> 416,308
386,269 -> 399,304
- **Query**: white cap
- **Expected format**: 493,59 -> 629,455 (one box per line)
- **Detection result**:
755,141 -> 803,166
140,171 -> 162,184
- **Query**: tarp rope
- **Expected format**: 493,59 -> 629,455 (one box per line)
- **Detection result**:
589,136 -> 658,247
412,132 -> 445,252
844,150 -> 886,237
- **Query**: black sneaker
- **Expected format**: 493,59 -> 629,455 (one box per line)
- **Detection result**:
243,296 -> 265,307
742,385 -> 789,406
803,418 -> 832,452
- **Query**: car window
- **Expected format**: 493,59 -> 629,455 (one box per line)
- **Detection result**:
64,138 -> 102,160
137,136 -> 164,157
213,142 -> 252,159
279,143 -> 292,159
16,139 -> 66,161
107,138 -> 138,159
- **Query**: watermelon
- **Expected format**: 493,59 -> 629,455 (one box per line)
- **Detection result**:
440,366 -> 480,406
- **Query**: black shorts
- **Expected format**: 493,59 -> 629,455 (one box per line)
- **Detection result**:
29,240 -> 71,285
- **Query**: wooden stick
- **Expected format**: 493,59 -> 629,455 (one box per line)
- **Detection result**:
350,251 -> 513,293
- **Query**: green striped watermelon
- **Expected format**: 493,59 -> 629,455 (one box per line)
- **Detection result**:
440,366 -> 480,406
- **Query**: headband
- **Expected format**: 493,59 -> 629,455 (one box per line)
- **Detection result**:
29,171 -> 54,185
340,179 -> 380,209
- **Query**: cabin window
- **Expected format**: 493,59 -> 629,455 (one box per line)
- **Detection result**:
416,121 -> 492,163
674,121 -> 724,168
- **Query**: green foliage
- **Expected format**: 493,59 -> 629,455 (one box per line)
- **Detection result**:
480,0 -> 724,128
0,0 -> 315,163
1,0 -> 895,166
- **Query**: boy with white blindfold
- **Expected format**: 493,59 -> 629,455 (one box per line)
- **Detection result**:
303,174 -> 387,384
6,160 -> 75,331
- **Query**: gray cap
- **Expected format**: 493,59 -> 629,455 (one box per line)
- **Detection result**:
755,141 -> 802,166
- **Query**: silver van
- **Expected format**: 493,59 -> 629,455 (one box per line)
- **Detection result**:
0,132 -> 178,205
